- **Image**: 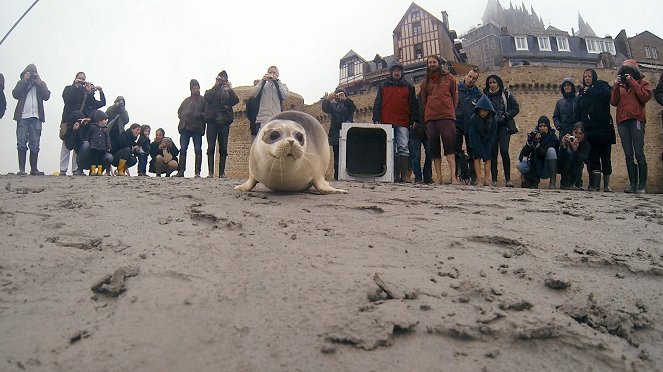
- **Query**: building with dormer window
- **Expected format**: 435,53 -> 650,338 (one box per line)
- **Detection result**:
615,30 -> 663,71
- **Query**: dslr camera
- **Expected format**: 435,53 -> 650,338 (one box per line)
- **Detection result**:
568,135 -> 575,142
527,129 -> 539,141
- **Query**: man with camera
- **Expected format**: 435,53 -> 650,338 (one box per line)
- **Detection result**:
204,70 -> 239,178
12,64 -> 51,175
559,122 -> 591,190
517,116 -> 559,189
610,60 -> 652,193
0,73 -> 6,119
324,87 -> 356,180
372,62 -> 417,183
250,66 -> 289,140
61,72 -> 106,176
175,79 -> 207,177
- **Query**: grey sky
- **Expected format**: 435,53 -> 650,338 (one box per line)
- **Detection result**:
0,0 -> 660,175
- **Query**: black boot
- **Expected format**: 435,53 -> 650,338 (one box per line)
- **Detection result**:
400,156 -> 410,183
637,162 -> 647,194
17,150 -> 27,175
394,156 -> 403,183
624,162 -> 637,193
207,154 -> 215,178
548,159 -> 557,189
194,152 -> 202,177
174,153 -> 186,177
219,156 -> 227,178
29,152 -> 44,175
590,171 -> 601,192
603,174 -> 612,192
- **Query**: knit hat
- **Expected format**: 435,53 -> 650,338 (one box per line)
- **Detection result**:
623,59 -> 639,69
190,79 -> 200,89
93,110 -> 108,123
389,63 -> 404,72
218,70 -> 228,79
537,115 -> 551,129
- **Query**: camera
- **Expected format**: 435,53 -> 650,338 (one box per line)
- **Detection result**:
527,129 -> 538,140
568,136 -> 575,142
268,74 -> 275,80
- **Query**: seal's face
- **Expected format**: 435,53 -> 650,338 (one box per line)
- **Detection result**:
259,120 -> 306,162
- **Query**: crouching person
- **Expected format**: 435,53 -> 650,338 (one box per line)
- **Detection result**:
150,129 -> 179,177
86,110 -> 113,175
559,122 -> 591,190
517,116 -> 560,189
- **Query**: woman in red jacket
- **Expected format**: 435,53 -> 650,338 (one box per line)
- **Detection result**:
610,60 -> 652,193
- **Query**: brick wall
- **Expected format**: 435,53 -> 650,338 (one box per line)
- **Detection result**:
225,67 -> 663,193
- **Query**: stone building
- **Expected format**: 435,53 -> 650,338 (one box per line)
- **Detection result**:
337,2 -> 472,95
462,1 -> 618,71
615,30 -> 663,71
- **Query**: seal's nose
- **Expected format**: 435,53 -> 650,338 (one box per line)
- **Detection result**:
288,139 -> 294,146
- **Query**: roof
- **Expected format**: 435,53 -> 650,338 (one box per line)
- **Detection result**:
340,50 -> 366,62
393,2 -> 442,34
545,25 -> 568,35
500,34 -> 601,62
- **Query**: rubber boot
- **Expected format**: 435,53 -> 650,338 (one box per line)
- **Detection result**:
174,153 -> 186,177
17,150 -> 27,175
637,162 -> 647,194
118,159 -> 127,176
207,154 -> 215,178
400,156 -> 410,184
548,159 -> 557,189
624,162 -> 637,193
394,156 -> 403,183
219,156 -> 227,178
603,174 -> 612,192
590,171 -> 601,192
90,165 -> 98,176
29,152 -> 44,175
194,152 -> 202,178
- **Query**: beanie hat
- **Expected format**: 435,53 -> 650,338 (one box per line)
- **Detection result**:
623,59 -> 639,69
190,79 -> 200,89
93,110 -> 108,123
389,63 -> 404,72
218,70 -> 228,79
537,115 -> 551,129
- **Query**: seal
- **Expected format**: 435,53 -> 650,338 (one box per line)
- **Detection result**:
235,111 -> 347,194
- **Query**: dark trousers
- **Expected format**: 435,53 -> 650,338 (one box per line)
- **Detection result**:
409,136 -> 432,182
588,139 -> 612,175
332,144 -> 339,180
206,122 -> 230,157
559,147 -> 585,187
112,147 -> 137,168
490,126 -> 511,182
138,153 -> 148,174
89,149 -> 112,170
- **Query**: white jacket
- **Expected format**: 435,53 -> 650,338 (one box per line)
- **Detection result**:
250,79 -> 289,124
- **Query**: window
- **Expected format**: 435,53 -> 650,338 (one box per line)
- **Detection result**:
585,39 -> 598,53
537,37 -> 551,51
411,9 -> 420,20
347,62 -> 355,77
556,36 -> 570,51
515,36 -> 528,50
645,46 -> 659,59
604,41 -> 615,54
414,44 -> 424,59
413,21 -> 422,36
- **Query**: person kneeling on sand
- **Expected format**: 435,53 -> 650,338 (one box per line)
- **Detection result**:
112,123 -> 141,176
85,110 -> 113,176
468,95 -> 497,186
559,122 -> 591,190
149,128 -> 179,177
517,116 -> 559,189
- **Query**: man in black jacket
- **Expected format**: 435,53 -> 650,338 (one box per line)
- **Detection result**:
0,73 -> 6,119
204,70 -> 240,178
12,64 -> 51,175
517,116 -> 559,189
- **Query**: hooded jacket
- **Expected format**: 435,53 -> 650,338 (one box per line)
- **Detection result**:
519,122 -> 559,179
106,96 -> 129,127
204,84 -> 240,124
483,74 -> 519,130
456,80 -> 482,132
553,78 -> 577,136
610,65 -> 652,125
0,73 -> 6,119
574,69 -> 614,144
372,76 -> 418,127
12,64 -> 51,122
468,95 -> 497,161
420,68 -> 458,122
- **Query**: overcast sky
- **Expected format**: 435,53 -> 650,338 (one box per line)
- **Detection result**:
0,0 -> 660,175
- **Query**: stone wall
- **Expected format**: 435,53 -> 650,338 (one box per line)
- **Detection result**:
225,67 -> 663,193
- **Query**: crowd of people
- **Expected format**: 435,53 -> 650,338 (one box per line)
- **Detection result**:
2,65 -> 288,178
2,58 -> 662,193
368,56 -> 661,193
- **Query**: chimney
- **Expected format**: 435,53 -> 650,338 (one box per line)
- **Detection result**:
441,11 -> 449,31
571,27 -> 575,37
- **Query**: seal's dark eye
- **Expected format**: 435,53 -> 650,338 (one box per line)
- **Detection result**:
268,131 -> 281,143
294,132 -> 304,145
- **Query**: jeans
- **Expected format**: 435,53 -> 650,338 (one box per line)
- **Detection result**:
16,117 -> 42,153
618,119 -> 646,167
206,122 -> 230,157
180,129 -> 203,156
490,125 -> 511,182
60,141 -> 78,172
393,126 -> 410,156
408,136 -> 432,182
138,153 -> 148,174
